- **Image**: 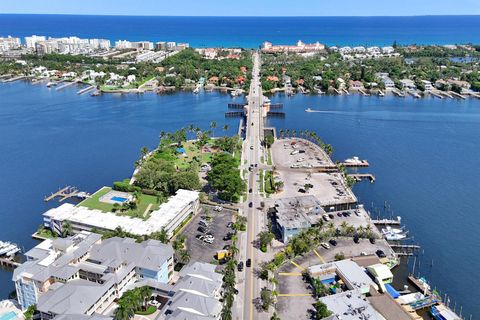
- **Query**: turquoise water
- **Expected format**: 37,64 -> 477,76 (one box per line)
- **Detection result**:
0,82 -> 479,317
111,196 -> 128,203
0,312 -> 18,320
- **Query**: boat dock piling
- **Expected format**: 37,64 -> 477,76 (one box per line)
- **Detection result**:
393,89 -> 405,97
348,173 -> 375,183
0,258 -> 20,269
44,186 -> 89,202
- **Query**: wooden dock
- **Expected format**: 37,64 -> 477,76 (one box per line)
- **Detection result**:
227,103 -> 246,109
342,160 -> 369,168
448,91 -> 466,100
225,111 -> 245,117
408,276 -> 431,295
348,173 -> 375,183
268,103 -> 283,109
44,186 -> 84,202
0,258 -> 21,269
77,85 -> 96,95
429,91 -> 443,99
56,81 -> 77,91
266,111 -> 285,118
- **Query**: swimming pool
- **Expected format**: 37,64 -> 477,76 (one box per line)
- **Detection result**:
0,311 -> 18,320
111,196 -> 128,203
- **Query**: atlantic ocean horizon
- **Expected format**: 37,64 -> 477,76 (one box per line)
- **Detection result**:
1,14 -> 480,47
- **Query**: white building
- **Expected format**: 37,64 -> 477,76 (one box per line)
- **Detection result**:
25,35 -> 46,49
421,80 -> 434,91
13,232 -> 174,319
43,189 -> 199,238
0,36 -> 21,52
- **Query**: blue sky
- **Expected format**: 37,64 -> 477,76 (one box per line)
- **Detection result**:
1,0 -> 479,16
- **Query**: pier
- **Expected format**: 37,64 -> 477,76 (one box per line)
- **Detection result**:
266,111 -> 285,118
268,103 -> 283,109
225,111 -> 245,117
448,91 -> 466,100
0,258 -> 20,269
407,91 -> 421,98
429,91 -> 443,99
44,186 -> 89,202
378,90 -> 385,97
392,89 -> 405,97
342,160 -> 369,167
56,81 -> 77,91
2,75 -> 26,83
77,85 -> 96,95
228,103 -> 246,109
372,218 -> 401,225
348,173 -> 375,183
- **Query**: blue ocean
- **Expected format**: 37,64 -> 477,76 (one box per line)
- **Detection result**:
1,14 -> 480,47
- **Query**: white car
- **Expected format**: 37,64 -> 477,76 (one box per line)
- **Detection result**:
321,242 -> 331,249
297,158 -> 305,162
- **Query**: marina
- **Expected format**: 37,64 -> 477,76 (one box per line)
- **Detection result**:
44,186 -> 90,202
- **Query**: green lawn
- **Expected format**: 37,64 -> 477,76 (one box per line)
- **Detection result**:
173,140 -> 213,169
78,187 -> 160,219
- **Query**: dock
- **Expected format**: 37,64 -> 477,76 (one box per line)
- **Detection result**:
0,258 -> 20,269
468,92 -> 480,99
77,85 -> 96,95
56,81 -> 77,91
378,90 -> 385,97
429,91 -> 443,99
228,103 -> 246,109
2,75 -> 26,83
266,111 -> 285,118
392,89 -> 405,97
358,88 -> 370,96
225,111 -> 245,118
372,218 -> 402,225
348,173 -> 375,183
448,91 -> 466,100
268,103 -> 284,109
408,276 -> 431,295
342,160 -> 369,167
44,186 -> 89,202
407,91 -> 421,99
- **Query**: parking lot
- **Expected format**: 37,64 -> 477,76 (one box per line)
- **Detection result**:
182,205 -> 236,269
272,138 -> 335,169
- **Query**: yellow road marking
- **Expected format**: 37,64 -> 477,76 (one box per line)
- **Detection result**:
278,272 -> 302,276
289,260 -> 305,271
277,293 -> 312,297
313,249 -> 326,264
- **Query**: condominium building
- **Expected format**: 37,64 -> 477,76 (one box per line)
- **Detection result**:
0,36 -> 21,52
43,189 -> 200,238
13,232 -> 174,319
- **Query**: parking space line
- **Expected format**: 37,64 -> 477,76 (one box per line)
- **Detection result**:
289,260 -> 305,271
278,272 -> 302,276
277,293 -> 312,297
313,249 -> 326,263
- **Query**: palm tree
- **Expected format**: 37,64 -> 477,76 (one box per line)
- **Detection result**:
223,124 -> 229,134
279,128 -> 284,139
340,221 -> 349,235
62,221 -> 73,237
210,121 -> 217,137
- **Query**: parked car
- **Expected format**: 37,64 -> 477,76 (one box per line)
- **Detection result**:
328,213 -> 335,220
322,214 -> 330,222
353,235 -> 360,243
246,258 -> 251,267
337,212 -> 343,217
376,250 -> 386,258
196,234 -> 204,241
342,212 -> 349,217
329,239 -> 338,246
197,226 -> 207,233
226,222 -> 234,228
250,146 -> 254,150
248,202 -> 253,208
321,242 -> 330,249
237,261 -> 244,271
249,188 -> 252,193
199,220 -> 209,227
204,237 -> 214,244
369,237 -> 376,244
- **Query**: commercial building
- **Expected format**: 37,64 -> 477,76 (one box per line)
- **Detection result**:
320,290 -> 382,320
43,189 -> 199,238
12,232 -> 174,319
308,259 -> 378,295
270,196 -> 326,242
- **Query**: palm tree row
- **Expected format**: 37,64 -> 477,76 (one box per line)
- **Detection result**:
220,233 -> 239,320
115,286 -> 152,320
278,128 -> 334,156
